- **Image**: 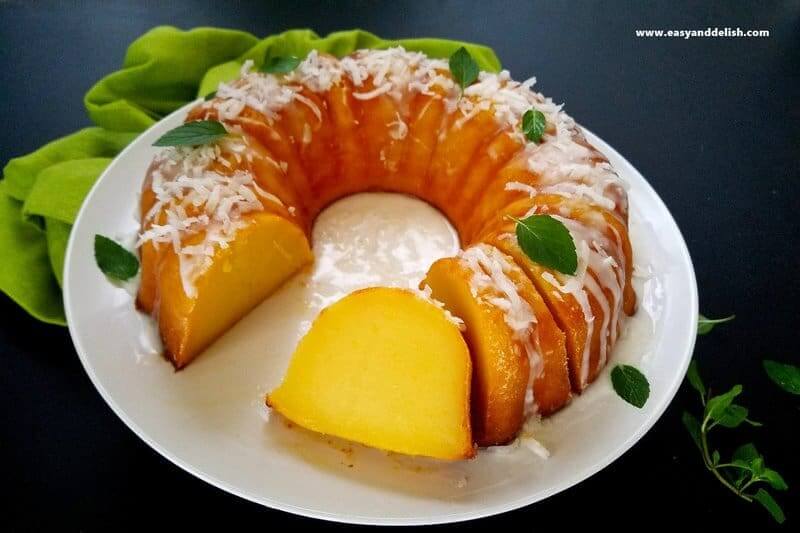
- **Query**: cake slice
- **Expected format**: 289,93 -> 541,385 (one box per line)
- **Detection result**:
485,204 -> 628,391
267,288 -> 475,460
498,253 -> 572,416
424,243 -> 571,444
157,212 -> 312,368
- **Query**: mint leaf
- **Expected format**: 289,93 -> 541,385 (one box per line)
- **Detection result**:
94,235 -> 138,281
682,411 -> 703,451
521,109 -> 547,143
204,90 -> 217,101
449,47 -> 479,91
261,55 -> 301,74
753,489 -> 785,523
762,468 -> 788,491
611,364 -> 650,408
733,443 -> 760,464
511,214 -> 578,275
153,120 -> 227,147
763,359 -> 800,395
697,313 -> 735,335
751,456 -> 765,477
686,359 -> 706,402
716,403 -> 749,428
732,471 -> 750,489
705,384 -> 742,423
730,461 -> 751,489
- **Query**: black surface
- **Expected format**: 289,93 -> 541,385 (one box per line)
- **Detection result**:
2,0 -> 799,529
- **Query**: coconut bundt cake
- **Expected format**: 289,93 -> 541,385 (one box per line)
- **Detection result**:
136,47 -> 635,455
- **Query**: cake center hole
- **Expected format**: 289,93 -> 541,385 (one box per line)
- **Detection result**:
307,192 -> 460,308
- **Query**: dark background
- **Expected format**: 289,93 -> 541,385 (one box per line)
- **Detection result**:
2,0 -> 799,529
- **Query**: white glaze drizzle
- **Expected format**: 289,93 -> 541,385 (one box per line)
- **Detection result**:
459,244 -> 543,381
513,203 -> 625,386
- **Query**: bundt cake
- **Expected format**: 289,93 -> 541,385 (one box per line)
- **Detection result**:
136,47 -> 635,451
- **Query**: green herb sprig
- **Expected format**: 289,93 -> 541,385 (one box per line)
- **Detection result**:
521,109 -> 547,143
682,359 -> 787,523
153,120 -> 227,147
94,235 -> 139,281
611,364 -> 650,408
698,313 -> 735,334
449,47 -> 479,93
763,360 -> 800,395
261,55 -> 301,74
508,214 -> 577,275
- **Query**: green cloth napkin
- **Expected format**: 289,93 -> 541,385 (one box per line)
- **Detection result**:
0,27 -> 501,326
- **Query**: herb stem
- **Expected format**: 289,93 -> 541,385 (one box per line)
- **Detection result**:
715,462 -> 748,470
739,478 -> 758,495
685,360 -> 786,522
700,417 -> 753,502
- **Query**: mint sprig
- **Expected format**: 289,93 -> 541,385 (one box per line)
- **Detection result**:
611,364 -> 650,408
763,359 -> 800,395
521,109 -> 547,143
698,313 -> 735,335
682,359 -> 787,523
153,120 -> 227,147
449,47 -> 479,93
260,55 -> 301,74
94,235 -> 139,281
509,214 -> 577,275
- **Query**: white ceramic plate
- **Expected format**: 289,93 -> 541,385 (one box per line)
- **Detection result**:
64,101 -> 698,525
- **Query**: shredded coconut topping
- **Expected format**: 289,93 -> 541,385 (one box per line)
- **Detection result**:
138,138 -> 279,297
341,47 -> 454,101
414,284 -> 466,330
176,46 -> 630,339
202,47 -> 624,211
387,112 -> 409,140
211,60 -> 300,121
506,179 -> 616,211
287,50 -> 344,93
460,244 -> 542,381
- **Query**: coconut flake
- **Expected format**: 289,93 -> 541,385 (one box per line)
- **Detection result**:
139,139 -> 271,297
387,112 -> 408,140
414,284 -> 466,330
460,244 -> 542,380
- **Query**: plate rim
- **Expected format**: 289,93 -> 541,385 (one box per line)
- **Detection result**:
63,102 -> 699,525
